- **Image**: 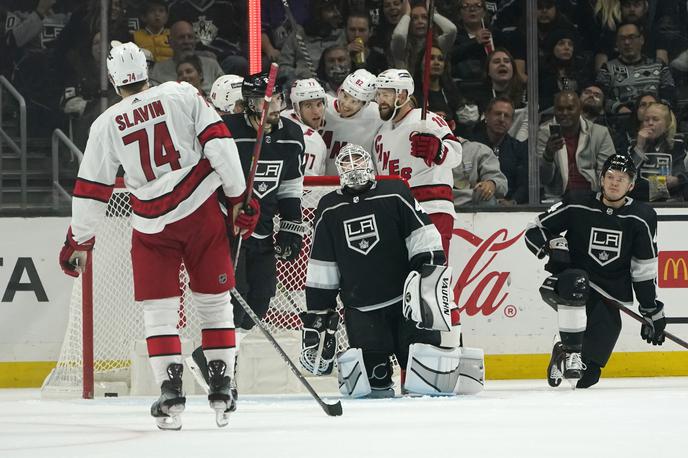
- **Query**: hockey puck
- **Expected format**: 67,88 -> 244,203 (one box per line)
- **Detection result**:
104,392 -> 118,398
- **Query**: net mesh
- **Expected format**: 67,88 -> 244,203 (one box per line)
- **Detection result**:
42,179 -> 348,397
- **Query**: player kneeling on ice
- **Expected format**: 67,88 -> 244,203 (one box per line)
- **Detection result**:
300,144 -> 484,398
525,154 -> 665,389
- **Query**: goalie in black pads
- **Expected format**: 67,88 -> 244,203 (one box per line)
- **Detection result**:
301,144 -> 484,398
525,153 -> 665,389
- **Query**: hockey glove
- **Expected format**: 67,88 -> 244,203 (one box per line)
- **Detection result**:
640,301 -> 666,346
229,196 -> 261,240
299,310 -> 339,375
275,220 -> 307,261
59,227 -> 94,277
410,132 -> 444,167
544,236 -> 571,274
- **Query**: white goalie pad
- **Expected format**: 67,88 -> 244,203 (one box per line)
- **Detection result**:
457,347 -> 485,395
404,343 -> 461,395
403,264 -> 453,331
336,348 -> 371,398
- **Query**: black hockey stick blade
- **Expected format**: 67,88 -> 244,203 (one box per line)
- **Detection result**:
666,317 -> 688,324
605,301 -> 688,349
230,288 -> 343,416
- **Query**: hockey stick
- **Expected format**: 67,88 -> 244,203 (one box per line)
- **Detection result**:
280,0 -> 316,77
604,301 -> 688,350
420,0 -> 435,121
232,62 -> 280,266
230,288 -> 344,416
666,317 -> 688,324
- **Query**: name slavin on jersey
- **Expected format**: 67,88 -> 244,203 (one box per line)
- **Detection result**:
114,100 -> 165,131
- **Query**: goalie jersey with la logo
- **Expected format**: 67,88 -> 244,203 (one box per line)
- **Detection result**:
305,180 -> 445,312
221,113 -> 305,239
524,192 -> 658,307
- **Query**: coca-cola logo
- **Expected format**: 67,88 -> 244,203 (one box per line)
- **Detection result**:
453,228 -> 524,317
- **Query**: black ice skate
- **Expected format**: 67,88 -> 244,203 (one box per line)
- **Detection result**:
547,342 -> 565,387
207,360 -> 236,427
150,363 -> 186,431
562,352 -> 584,382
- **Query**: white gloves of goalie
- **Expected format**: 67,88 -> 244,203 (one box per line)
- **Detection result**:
402,264 -> 453,332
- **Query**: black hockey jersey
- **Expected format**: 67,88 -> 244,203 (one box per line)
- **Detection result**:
524,192 -> 658,307
222,113 -> 305,239
305,180 -> 446,312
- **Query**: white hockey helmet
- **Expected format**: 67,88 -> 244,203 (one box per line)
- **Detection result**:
340,69 -> 377,103
210,74 -> 244,113
375,68 -> 414,94
107,42 -> 148,92
335,143 -> 375,189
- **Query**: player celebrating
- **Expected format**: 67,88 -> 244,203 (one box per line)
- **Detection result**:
525,154 -> 665,389
284,78 -> 328,176
320,69 -> 383,175
373,69 -> 462,256
192,71 -> 307,402
58,42 -> 258,429
209,74 -> 245,115
300,144 -> 484,398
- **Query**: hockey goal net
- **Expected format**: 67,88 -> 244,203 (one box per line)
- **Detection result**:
43,176 -> 363,398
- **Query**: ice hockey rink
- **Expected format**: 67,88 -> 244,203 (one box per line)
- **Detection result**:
1,377 -> 686,458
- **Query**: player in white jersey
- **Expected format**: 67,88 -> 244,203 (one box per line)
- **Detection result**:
373,69 -> 462,257
320,69 -> 384,175
57,42 -> 259,430
284,78 -> 328,176
209,74 -> 244,115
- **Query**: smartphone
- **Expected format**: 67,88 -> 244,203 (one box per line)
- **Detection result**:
549,123 -> 562,137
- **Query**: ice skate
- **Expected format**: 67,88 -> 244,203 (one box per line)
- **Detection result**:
547,342 -> 565,387
207,360 -> 235,427
150,363 -> 186,431
562,352 -> 584,388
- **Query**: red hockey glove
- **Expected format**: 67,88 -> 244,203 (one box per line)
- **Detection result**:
59,227 -> 94,277
231,197 -> 261,240
410,132 -> 444,166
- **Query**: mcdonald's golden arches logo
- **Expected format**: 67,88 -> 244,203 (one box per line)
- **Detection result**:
659,251 -> 688,288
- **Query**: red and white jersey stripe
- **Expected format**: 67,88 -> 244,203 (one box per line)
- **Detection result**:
71,81 -> 245,241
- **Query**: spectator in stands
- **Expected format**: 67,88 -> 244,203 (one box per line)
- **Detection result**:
468,97 -> 529,205
344,9 -> 388,75
316,45 -> 352,95
390,0 -> 456,71
176,54 -> 206,96
533,0 -> 578,62
574,0 -> 622,70
596,22 -> 675,114
412,43 -> 462,132
538,90 -> 616,200
150,21 -> 224,94
614,91 -> 658,154
261,0 -> 311,65
133,0 -> 172,63
4,0 -> 70,53
579,84 -> 608,125
368,0 -> 406,56
628,102 -> 688,201
452,139 -> 508,207
168,0 -> 249,75
538,28 -> 593,112
278,0 -> 345,87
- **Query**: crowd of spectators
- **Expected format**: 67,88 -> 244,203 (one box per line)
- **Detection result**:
2,0 -> 688,205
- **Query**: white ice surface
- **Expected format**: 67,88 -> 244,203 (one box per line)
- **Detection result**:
1,378 -> 687,458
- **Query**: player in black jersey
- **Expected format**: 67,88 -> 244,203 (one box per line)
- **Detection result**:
525,154 -> 666,389
300,144 -> 484,398
190,71 -> 306,404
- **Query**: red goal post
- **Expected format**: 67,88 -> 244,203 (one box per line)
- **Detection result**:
42,175 -> 403,399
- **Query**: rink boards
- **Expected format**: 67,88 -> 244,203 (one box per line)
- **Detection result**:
1,209 -> 687,387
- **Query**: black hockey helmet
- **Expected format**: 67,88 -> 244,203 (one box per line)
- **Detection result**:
242,71 -> 285,117
601,153 -> 636,180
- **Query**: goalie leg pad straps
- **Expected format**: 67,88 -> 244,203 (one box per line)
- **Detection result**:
337,348 -> 371,398
457,347 -> 485,395
299,310 -> 339,375
403,343 -> 461,395
403,264 -> 453,332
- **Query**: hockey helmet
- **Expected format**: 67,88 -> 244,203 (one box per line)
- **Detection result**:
601,153 -> 636,180
210,74 -> 244,113
335,144 -> 375,189
374,69 -> 414,95
107,42 -> 148,91
242,71 -> 285,116
340,69 -> 377,103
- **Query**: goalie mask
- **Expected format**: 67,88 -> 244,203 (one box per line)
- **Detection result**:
242,71 -> 286,121
335,144 -> 375,189
107,42 -> 148,95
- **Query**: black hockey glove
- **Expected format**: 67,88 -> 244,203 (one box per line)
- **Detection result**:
299,310 -> 339,375
544,237 -> 571,274
275,220 -> 307,261
640,301 -> 666,346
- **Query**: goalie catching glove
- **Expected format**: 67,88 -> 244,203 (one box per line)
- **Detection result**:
403,264 -> 453,332
299,310 -> 339,375
275,220 -> 308,261
59,227 -> 94,277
